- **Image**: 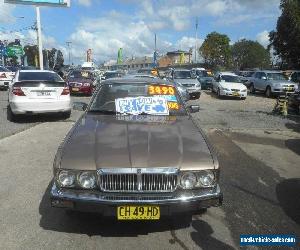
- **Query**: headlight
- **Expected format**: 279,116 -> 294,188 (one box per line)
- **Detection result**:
241,89 -> 247,92
195,82 -> 201,87
180,172 -> 197,189
58,170 -> 76,187
78,171 -> 96,189
83,83 -> 90,87
222,87 -> 230,91
198,170 -> 215,187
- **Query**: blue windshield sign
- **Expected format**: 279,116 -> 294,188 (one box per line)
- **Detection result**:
4,0 -> 70,7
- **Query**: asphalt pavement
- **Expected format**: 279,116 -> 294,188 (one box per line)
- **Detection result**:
0,90 -> 299,250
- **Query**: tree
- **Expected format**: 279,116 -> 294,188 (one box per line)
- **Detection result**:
232,39 -> 270,70
269,0 -> 300,69
199,32 -> 231,69
24,45 -> 38,67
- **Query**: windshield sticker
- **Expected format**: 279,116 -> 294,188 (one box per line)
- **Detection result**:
81,72 -> 89,77
155,95 -> 177,102
115,96 -> 169,115
116,114 -> 176,123
148,85 -> 175,95
168,102 -> 180,110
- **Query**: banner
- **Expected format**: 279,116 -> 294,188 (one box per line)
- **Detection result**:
4,0 -> 70,7
6,45 -> 24,57
117,48 -> 123,64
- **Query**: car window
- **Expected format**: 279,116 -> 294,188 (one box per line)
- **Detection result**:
0,66 -> 9,72
18,72 -> 64,82
174,71 -> 194,79
267,73 -> 288,80
69,71 -> 92,79
221,75 -> 242,83
89,82 -> 187,116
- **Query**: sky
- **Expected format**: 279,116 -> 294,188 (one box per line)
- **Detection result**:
0,0 -> 281,64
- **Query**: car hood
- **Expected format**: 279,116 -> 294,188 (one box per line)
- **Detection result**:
175,78 -> 198,85
267,80 -> 294,85
68,77 -> 92,83
220,82 -> 246,89
59,114 -> 216,171
199,77 -> 214,82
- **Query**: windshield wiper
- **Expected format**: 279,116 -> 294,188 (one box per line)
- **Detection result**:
88,110 -> 131,115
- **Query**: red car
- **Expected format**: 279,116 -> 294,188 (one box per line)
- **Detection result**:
67,70 -> 95,96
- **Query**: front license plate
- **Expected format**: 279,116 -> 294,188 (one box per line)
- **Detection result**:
72,87 -> 79,91
232,92 -> 240,96
117,205 -> 160,220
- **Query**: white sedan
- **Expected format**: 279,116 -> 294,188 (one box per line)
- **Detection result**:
212,72 -> 247,100
8,70 -> 71,121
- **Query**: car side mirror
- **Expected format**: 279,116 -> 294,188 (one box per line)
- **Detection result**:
73,102 -> 88,111
189,105 -> 200,113
261,76 -> 267,80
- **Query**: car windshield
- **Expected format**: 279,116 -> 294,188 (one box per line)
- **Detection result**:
174,71 -> 194,79
0,66 -> 9,72
104,72 -> 122,79
19,71 -> 64,82
245,72 -> 254,77
196,70 -> 211,77
267,73 -> 288,80
137,69 -> 152,74
89,82 -> 186,116
69,71 -> 92,79
221,75 -> 242,83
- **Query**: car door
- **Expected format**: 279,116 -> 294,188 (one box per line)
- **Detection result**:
259,72 -> 267,91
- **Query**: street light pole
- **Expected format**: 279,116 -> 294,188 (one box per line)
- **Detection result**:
66,41 -> 72,65
36,7 -> 43,70
195,17 -> 198,63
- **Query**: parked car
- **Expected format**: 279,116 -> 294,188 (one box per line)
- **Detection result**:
8,70 -> 71,121
67,70 -> 95,96
0,66 -> 13,90
249,71 -> 296,98
50,77 -> 222,224
212,72 -> 247,100
288,70 -> 300,91
192,68 -> 215,90
238,71 -> 255,88
102,71 -> 124,80
288,91 -> 300,114
168,69 -> 201,99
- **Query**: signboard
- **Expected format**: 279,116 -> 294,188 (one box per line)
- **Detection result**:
4,0 -> 70,7
115,96 -> 169,116
6,45 -> 24,57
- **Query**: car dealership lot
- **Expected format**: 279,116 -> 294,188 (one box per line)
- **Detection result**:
0,90 -> 299,250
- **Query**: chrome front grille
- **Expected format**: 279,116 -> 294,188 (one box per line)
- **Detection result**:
231,89 -> 240,91
98,168 -> 178,193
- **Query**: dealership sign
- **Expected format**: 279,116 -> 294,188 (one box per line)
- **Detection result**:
4,0 -> 70,7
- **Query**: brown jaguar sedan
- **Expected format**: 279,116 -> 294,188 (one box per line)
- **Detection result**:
50,77 -> 222,223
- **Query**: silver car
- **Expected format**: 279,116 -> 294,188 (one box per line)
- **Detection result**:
168,69 -> 201,99
249,70 -> 296,98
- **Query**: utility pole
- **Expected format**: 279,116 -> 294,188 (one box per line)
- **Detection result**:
36,7 -> 43,70
195,17 -> 198,63
66,41 -> 72,65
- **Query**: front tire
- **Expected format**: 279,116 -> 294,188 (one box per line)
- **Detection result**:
217,88 -> 222,99
249,83 -> 255,94
265,86 -> 272,98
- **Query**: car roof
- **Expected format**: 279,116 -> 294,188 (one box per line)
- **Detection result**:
219,72 -> 237,76
173,68 -> 191,71
102,77 -> 172,85
19,70 -> 55,73
256,70 -> 283,73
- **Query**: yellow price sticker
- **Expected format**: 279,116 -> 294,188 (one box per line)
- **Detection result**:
148,85 -> 175,95
168,102 -> 180,110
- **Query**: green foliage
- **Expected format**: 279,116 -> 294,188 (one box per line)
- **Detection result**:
270,0 -> 300,68
24,45 -> 38,66
199,32 -> 231,69
232,39 -> 270,70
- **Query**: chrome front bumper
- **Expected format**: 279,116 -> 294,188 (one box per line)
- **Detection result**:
50,182 -> 222,214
